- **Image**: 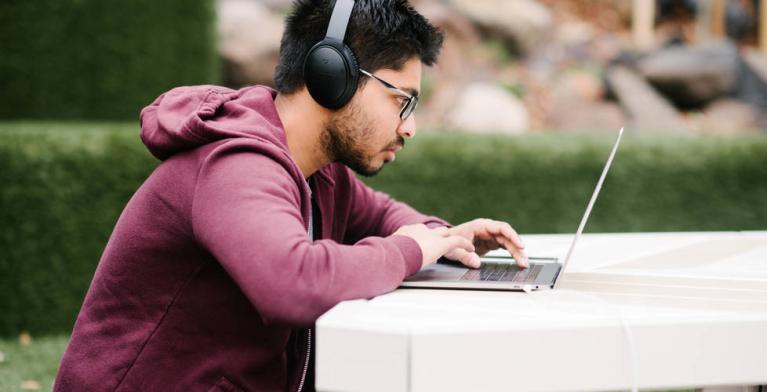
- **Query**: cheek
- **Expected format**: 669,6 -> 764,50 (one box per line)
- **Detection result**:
354,90 -> 399,145
370,110 -> 399,139
358,111 -> 395,148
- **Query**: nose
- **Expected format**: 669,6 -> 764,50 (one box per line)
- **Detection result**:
397,114 -> 417,139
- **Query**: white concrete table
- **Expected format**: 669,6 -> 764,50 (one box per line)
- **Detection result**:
316,232 -> 767,392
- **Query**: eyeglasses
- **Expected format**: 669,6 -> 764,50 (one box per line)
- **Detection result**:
359,69 -> 419,121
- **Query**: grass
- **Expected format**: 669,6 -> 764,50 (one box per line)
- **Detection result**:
0,334 -> 68,391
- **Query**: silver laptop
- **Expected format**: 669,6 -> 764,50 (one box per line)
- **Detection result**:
400,128 -> 625,292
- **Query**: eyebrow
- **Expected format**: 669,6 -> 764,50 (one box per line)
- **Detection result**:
403,87 -> 420,98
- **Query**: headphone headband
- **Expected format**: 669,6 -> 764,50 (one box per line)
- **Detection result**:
325,0 -> 355,40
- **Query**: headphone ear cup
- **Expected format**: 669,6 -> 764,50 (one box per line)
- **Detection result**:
304,39 -> 359,110
339,43 -> 359,103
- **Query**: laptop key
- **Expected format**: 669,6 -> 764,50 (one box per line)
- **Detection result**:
483,270 -> 506,281
524,265 -> 543,283
479,264 -> 500,280
500,270 -> 520,281
460,269 -> 481,281
483,264 -> 503,281
512,268 -> 529,282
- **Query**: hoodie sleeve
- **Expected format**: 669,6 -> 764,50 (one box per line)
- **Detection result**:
342,166 -> 450,245
191,142 -> 423,328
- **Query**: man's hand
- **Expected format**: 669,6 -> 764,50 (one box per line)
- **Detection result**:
443,218 -> 528,269
392,224 -> 476,269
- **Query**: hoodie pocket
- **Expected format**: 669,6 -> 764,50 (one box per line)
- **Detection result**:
207,376 -> 245,392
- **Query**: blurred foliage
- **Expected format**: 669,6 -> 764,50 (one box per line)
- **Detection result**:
0,0 -> 218,120
501,80 -> 526,98
481,38 -> 515,64
420,72 -> 435,102
369,131 -> 767,234
0,122 -> 157,336
1,122 -> 766,336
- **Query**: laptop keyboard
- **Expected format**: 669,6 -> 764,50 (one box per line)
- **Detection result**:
460,263 -> 543,283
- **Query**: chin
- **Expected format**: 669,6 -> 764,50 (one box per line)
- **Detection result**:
361,165 -> 385,177
351,161 -> 385,178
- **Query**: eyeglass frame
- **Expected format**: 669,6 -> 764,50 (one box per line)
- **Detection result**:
359,69 -> 419,121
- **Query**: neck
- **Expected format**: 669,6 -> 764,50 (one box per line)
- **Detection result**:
274,90 -> 331,178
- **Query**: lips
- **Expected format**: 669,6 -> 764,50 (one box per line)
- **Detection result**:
384,144 -> 402,153
383,136 -> 405,153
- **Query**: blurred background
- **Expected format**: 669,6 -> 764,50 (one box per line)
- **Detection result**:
1,0 -> 766,390
219,0 -> 767,135
3,0 -> 767,133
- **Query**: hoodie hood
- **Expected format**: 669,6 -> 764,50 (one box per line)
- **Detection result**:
139,85 -> 287,161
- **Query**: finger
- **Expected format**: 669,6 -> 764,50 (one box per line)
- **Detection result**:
500,222 -> 525,249
445,248 -> 481,268
485,222 -> 525,250
496,236 -> 529,268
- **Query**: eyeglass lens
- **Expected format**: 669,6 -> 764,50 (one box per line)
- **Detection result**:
400,97 -> 417,120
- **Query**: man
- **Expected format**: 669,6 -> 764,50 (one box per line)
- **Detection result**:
55,0 -> 528,390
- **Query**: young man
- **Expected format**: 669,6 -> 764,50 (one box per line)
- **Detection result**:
55,0 -> 528,390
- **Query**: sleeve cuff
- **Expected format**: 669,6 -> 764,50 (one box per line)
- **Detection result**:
424,216 -> 452,229
425,221 -> 451,229
389,235 -> 423,277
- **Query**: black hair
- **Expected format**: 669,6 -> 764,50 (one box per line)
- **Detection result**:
274,0 -> 444,94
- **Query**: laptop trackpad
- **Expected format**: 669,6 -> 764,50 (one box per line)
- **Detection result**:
404,262 -> 468,282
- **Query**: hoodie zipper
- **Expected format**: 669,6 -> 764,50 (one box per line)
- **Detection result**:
297,328 -> 311,392
297,179 -> 313,392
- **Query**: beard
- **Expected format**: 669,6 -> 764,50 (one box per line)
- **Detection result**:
321,101 -> 404,177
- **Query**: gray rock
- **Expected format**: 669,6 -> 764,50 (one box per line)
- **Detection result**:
217,0 -> 284,87
445,82 -> 529,134
736,51 -> 767,128
638,40 -> 739,107
697,98 -> 761,135
448,0 -> 553,54
414,0 -> 481,78
555,21 -> 596,48
606,65 -> 689,134
743,51 -> 767,84
550,100 -> 626,133
550,73 -> 625,132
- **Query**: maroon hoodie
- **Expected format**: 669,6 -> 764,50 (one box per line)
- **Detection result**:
54,85 -> 448,391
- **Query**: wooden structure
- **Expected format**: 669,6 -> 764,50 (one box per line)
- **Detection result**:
761,0 -> 767,51
633,0 -> 766,53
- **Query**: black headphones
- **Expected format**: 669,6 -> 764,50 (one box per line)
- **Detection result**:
303,0 -> 359,110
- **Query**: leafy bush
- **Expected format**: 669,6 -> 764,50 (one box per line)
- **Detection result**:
0,0 -> 218,119
1,122 -> 765,335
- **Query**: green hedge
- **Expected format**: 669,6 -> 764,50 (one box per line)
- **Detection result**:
1,122 -> 766,336
0,0 -> 218,120
367,131 -> 767,234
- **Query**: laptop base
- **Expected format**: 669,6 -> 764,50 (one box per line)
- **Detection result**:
400,257 -> 562,292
